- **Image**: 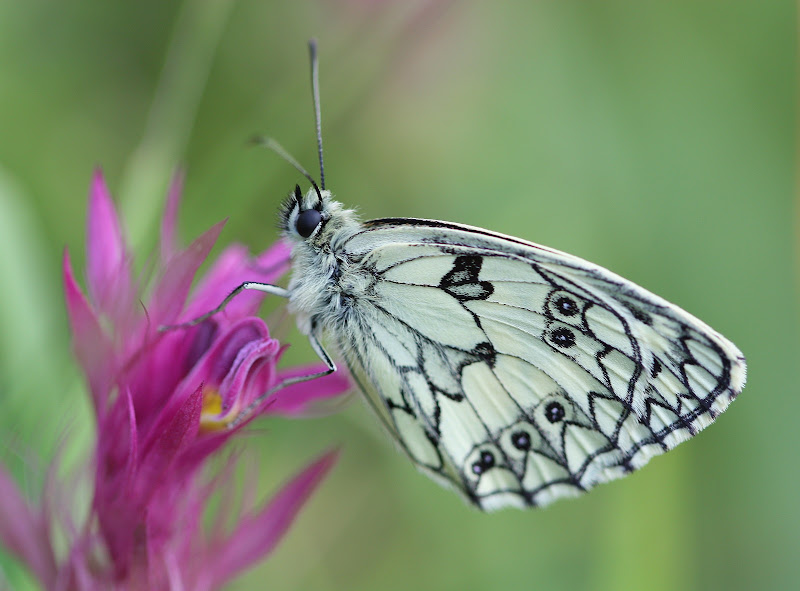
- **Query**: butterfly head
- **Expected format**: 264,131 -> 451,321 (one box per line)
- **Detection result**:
279,184 -> 358,247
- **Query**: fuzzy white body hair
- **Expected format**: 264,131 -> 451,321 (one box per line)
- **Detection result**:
282,189 -> 369,337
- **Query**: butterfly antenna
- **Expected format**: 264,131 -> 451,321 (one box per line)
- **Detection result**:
309,39 -> 326,191
250,136 -> 322,203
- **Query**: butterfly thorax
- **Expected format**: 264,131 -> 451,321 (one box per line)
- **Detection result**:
281,189 -> 369,337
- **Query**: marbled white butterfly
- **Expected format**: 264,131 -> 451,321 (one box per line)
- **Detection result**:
183,41 -> 746,510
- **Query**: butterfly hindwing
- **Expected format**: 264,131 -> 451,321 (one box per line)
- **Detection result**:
330,218 -> 746,510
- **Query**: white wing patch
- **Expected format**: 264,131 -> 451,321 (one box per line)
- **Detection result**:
318,219 -> 746,510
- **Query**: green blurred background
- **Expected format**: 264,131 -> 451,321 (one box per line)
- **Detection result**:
0,1 -> 795,590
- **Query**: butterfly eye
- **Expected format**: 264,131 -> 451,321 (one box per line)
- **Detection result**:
296,209 -> 323,238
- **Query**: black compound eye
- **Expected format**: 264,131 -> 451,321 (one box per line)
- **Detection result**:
295,209 -> 323,238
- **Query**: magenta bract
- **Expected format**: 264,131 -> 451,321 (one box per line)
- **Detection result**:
0,170 -> 351,590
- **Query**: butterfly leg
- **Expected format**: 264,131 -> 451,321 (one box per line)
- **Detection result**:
159,282 -> 340,427
228,332 -> 337,429
159,281 -> 290,330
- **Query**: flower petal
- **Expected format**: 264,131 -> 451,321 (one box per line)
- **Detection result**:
63,249 -> 114,411
92,389 -> 144,575
134,386 -> 204,502
253,239 -> 292,283
169,319 -> 280,440
95,387 -> 139,500
86,169 -> 133,321
133,320 -> 273,476
181,318 -> 273,396
205,450 -> 338,587
267,364 -> 353,417
184,240 -> 291,322
0,468 -> 57,587
149,219 -> 226,326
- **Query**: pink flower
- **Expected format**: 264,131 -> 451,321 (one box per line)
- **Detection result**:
0,170 -> 351,590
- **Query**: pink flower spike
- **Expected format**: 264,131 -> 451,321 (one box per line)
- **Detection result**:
268,363 -> 354,417
86,169 -> 133,321
205,450 -> 339,588
63,249 -> 114,411
2,169 -> 353,590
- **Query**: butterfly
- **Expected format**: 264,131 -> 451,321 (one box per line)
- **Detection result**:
187,41 -> 747,511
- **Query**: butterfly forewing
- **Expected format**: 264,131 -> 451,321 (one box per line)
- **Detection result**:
327,218 -> 746,510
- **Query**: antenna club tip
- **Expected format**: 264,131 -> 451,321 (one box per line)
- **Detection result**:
309,38 -> 318,53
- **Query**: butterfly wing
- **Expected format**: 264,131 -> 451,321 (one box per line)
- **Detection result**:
332,218 -> 746,510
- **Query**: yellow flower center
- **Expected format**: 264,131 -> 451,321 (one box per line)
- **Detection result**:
200,387 -> 237,432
